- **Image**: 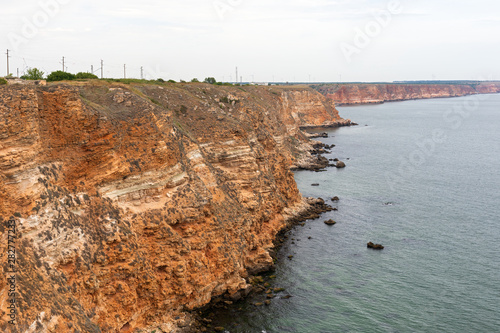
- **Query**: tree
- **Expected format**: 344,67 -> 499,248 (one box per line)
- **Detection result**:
204,77 -> 217,84
75,72 -> 98,79
21,68 -> 44,80
47,71 -> 76,82
191,78 -> 200,83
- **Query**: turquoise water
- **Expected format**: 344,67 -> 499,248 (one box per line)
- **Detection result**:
210,94 -> 500,332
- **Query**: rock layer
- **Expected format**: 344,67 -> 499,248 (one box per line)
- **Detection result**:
313,82 -> 500,105
0,82 -> 345,332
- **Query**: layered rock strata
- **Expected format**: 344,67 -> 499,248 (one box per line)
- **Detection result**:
0,82 -> 346,332
313,82 -> 500,105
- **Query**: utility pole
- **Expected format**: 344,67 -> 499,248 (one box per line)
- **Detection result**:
235,67 -> 238,84
140,66 -> 143,80
91,65 -> 93,74
101,60 -> 103,79
62,56 -> 65,72
17,68 -> 19,78
6,49 -> 10,76
124,64 -> 126,79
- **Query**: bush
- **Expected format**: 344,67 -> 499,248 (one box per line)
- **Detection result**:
191,78 -> 200,83
21,68 -> 44,80
0,78 -> 7,85
75,72 -> 98,79
47,71 -> 76,82
156,78 -> 165,83
168,79 -> 176,83
204,77 -> 217,84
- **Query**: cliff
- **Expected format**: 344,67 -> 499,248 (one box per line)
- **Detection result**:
0,82 -> 346,332
312,82 -> 500,105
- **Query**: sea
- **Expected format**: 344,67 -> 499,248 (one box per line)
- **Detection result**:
208,94 -> 500,332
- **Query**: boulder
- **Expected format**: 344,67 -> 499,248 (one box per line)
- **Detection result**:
367,242 -> 384,250
336,161 -> 346,168
324,219 -> 337,225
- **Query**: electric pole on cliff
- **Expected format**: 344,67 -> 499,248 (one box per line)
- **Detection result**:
62,56 -> 65,72
235,67 -> 238,84
6,49 -> 10,76
124,64 -> 126,79
101,60 -> 103,79
140,66 -> 143,80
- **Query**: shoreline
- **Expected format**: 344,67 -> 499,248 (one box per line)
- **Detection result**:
334,92 -> 500,106
183,136 -> 340,332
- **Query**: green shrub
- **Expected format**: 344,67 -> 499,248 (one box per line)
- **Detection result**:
0,78 -> 7,85
204,77 -> 217,84
47,71 -> 76,82
156,78 -> 165,83
168,79 -> 176,83
21,68 -> 45,80
75,72 -> 98,79
191,78 -> 200,83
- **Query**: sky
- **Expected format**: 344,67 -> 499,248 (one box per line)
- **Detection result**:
1,0 -> 500,82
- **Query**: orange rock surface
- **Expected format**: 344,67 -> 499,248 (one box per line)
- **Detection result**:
0,82 -> 345,332
313,82 -> 500,105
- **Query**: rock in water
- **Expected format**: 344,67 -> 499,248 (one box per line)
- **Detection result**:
367,242 -> 384,250
324,219 -> 337,225
336,161 -> 346,168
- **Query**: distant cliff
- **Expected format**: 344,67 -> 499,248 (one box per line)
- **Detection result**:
0,82 -> 347,332
312,82 -> 500,105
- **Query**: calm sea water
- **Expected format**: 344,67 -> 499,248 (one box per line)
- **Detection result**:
210,94 -> 500,332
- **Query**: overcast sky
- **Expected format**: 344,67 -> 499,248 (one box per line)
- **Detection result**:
1,0 -> 499,82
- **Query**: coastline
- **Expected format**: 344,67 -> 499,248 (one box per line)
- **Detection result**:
311,82 -> 500,106
183,139 -> 340,333
333,92 -> 500,106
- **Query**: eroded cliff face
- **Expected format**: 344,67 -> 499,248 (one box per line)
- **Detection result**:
0,82 -> 345,332
313,82 -> 500,105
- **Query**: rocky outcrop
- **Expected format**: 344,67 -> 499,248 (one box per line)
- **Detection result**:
312,82 -> 500,106
0,82 -> 345,332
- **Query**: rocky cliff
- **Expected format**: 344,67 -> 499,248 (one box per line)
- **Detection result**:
313,82 -> 500,105
0,82 -> 346,332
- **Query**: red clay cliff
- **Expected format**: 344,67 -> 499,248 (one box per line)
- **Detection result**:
0,81 -> 346,332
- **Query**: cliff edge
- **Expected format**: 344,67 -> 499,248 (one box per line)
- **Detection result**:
0,82 -> 346,332
312,82 -> 500,105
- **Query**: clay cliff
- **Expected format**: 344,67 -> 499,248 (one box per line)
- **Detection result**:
313,82 -> 500,105
0,82 -> 346,332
